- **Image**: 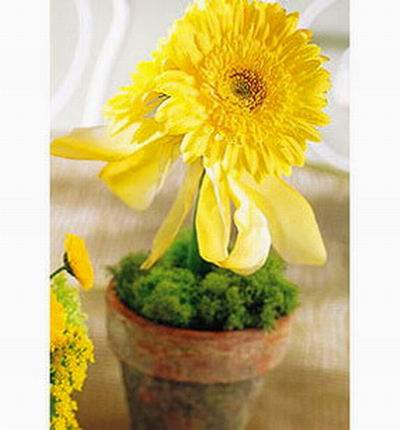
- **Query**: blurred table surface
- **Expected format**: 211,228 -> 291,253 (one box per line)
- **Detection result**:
52,164 -> 349,430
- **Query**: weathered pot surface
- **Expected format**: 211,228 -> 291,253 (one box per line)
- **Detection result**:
106,281 -> 293,430
106,282 -> 292,384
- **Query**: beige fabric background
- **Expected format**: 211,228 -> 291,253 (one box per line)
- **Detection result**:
51,162 -> 349,430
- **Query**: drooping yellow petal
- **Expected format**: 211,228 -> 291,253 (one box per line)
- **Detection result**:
99,135 -> 181,210
196,166 -> 231,263
141,161 -> 204,269
51,126 -> 134,161
218,176 -> 271,276
242,175 -> 327,265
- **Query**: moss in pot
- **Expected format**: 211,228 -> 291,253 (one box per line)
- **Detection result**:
106,231 -> 299,430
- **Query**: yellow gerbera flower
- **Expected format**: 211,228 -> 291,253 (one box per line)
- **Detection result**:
64,233 -> 94,289
51,0 -> 329,275
50,291 -> 66,346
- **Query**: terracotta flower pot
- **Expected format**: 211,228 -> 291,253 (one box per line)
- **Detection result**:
106,282 -> 293,430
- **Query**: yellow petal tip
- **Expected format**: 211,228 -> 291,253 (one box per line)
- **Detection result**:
140,258 -> 154,271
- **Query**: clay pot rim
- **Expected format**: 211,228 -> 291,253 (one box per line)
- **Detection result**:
107,280 -> 292,341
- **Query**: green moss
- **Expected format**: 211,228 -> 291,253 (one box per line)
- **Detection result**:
109,231 -> 300,331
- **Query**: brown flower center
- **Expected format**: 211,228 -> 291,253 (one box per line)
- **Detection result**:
229,68 -> 266,111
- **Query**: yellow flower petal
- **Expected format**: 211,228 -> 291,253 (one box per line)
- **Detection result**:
218,176 -> 271,276
51,126 -> 134,161
243,175 -> 327,265
64,233 -> 94,289
197,170 -> 271,275
196,166 -> 231,263
156,96 -> 207,135
99,135 -> 181,210
155,70 -> 200,98
133,118 -> 165,143
141,161 -> 204,269
181,126 -> 214,163
104,52 -> 164,135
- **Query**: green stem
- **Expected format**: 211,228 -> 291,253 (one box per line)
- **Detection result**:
50,266 -> 67,280
187,172 -> 211,276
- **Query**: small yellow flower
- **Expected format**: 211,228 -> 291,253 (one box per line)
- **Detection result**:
51,0 -> 329,275
64,233 -> 94,289
50,291 -> 66,346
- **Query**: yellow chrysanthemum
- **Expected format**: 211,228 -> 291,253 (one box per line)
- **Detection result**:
52,0 -> 329,275
64,233 -> 94,289
50,291 -> 66,346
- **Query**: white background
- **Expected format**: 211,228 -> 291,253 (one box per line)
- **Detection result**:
1,0 -> 400,429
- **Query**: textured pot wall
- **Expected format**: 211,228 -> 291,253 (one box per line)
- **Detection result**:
106,285 -> 293,430
121,364 -> 265,430
107,285 -> 292,384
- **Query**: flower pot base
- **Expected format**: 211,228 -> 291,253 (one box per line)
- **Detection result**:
107,283 -> 292,430
121,363 -> 265,430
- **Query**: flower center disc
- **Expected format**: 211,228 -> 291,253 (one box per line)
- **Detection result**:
229,68 -> 266,111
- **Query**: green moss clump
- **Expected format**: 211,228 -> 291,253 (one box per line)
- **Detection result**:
109,231 -> 300,331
